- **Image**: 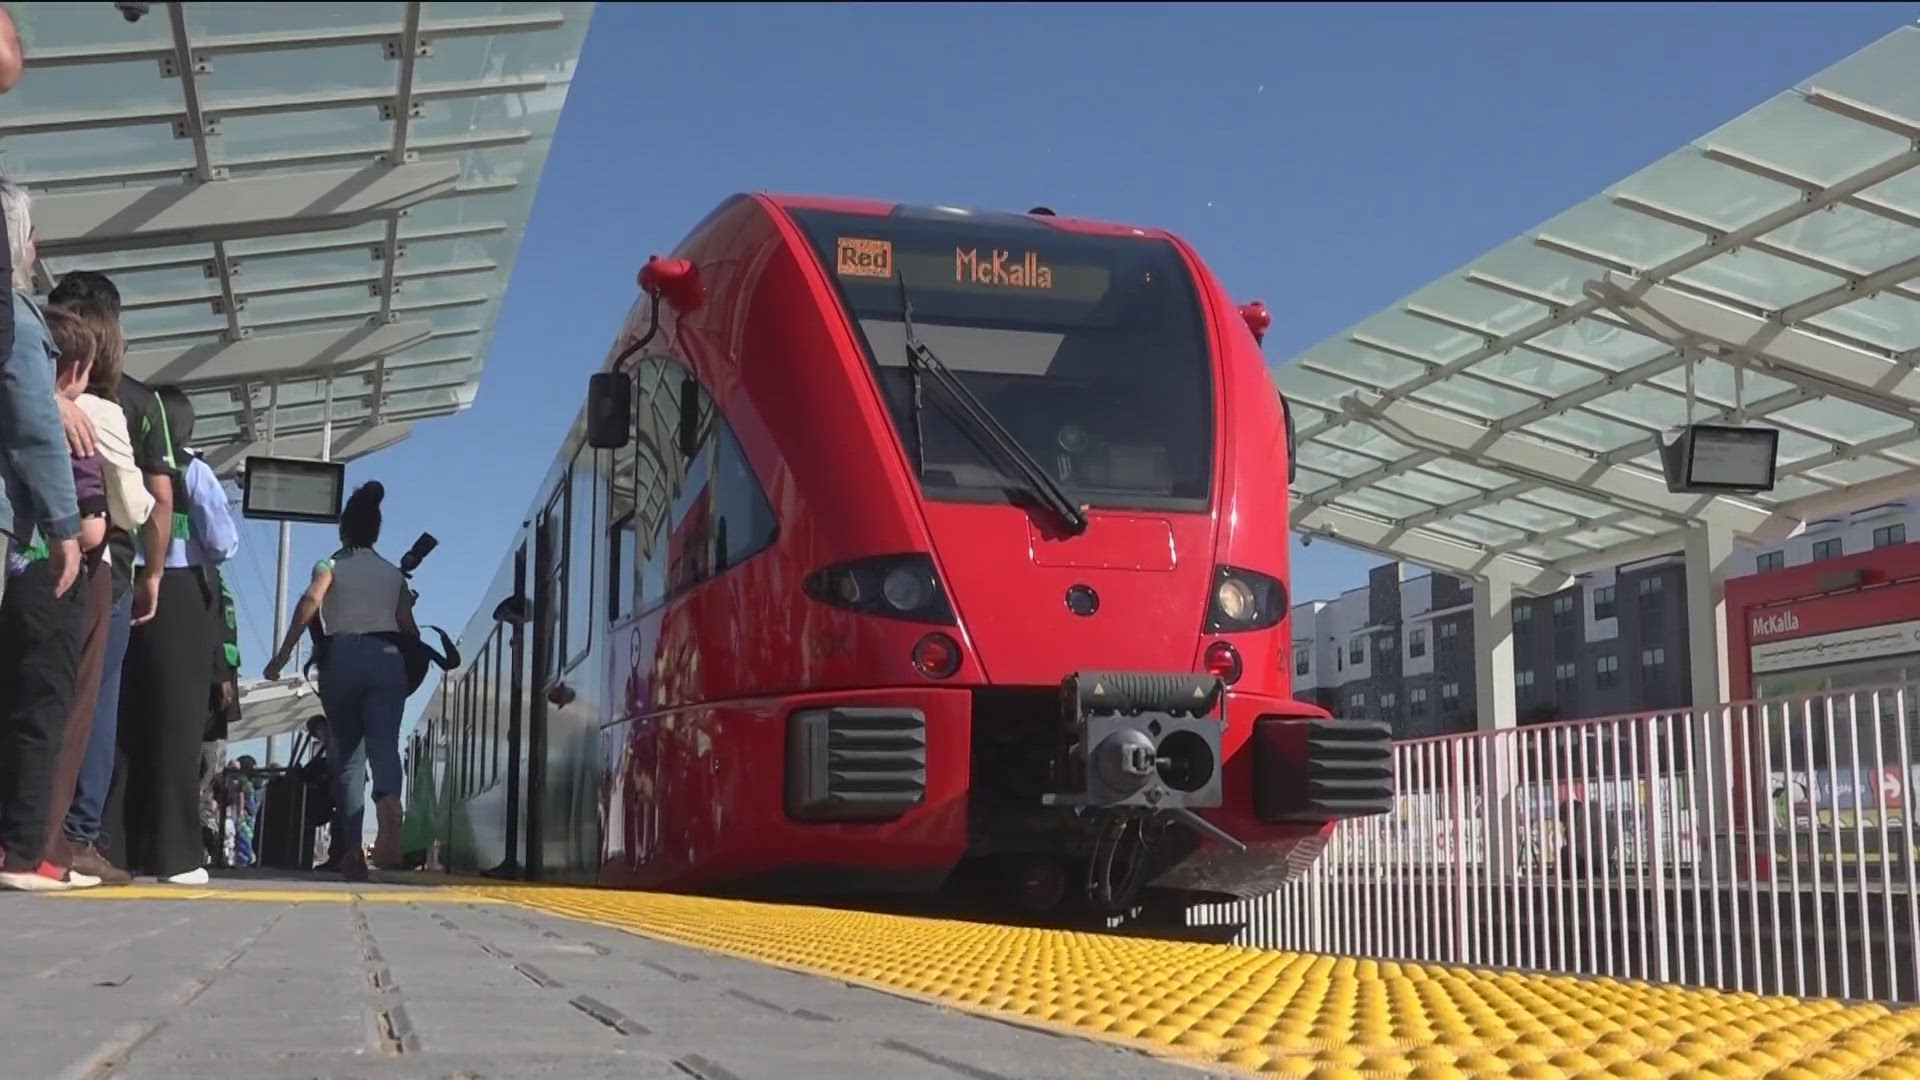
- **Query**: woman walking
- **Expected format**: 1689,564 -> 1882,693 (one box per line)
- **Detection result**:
264,481 -> 414,881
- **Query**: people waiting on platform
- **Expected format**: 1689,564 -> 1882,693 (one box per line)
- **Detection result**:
0,181 -> 97,890
116,387 -> 239,886
50,270 -> 175,886
266,481 -> 415,881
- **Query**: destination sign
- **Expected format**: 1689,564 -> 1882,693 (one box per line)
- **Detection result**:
835,236 -> 1111,302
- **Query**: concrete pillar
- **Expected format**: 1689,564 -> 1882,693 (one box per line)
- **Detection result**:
1683,521 -> 1734,709
1473,573 -> 1517,732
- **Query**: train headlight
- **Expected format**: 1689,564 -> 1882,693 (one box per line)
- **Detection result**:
1215,578 -> 1256,623
1205,565 -> 1287,633
803,553 -> 956,625
882,566 -> 933,613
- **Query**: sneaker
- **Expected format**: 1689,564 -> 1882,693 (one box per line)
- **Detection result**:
66,869 -> 101,888
0,862 -> 75,892
162,867 -> 210,886
68,843 -> 132,886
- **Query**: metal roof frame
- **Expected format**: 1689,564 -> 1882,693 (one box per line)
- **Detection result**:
1281,21 -> 1920,595
3,0 -> 593,472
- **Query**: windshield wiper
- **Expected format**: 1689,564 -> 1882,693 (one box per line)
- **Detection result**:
895,274 -> 1089,535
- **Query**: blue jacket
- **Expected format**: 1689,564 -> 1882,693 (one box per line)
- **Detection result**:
0,290 -> 80,548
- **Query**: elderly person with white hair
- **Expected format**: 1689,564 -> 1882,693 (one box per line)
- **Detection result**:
0,174 -> 97,890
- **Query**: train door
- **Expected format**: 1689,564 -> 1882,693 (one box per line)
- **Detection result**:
526,497 -> 559,880
498,541 -> 530,877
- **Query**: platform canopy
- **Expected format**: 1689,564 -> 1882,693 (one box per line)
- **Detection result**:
2,1 -> 593,476
1279,22 -> 1920,595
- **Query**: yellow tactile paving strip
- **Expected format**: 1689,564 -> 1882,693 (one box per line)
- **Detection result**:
453,883 -> 1920,1080
51,885 -> 501,904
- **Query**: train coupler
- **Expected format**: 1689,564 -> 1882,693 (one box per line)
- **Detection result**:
1041,671 -> 1228,815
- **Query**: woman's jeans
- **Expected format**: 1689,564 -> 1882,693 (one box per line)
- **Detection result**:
315,633 -> 408,858
64,588 -> 130,847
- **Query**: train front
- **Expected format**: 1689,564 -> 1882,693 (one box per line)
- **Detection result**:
782,204 -> 1394,916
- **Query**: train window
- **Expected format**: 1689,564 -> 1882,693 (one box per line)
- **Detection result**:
631,355 -> 779,611
712,425 -> 777,573
789,208 -> 1213,511
609,513 -> 635,622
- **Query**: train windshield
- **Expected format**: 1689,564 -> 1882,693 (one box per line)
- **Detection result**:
790,209 -> 1214,511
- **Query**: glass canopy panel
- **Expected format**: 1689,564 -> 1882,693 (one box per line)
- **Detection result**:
1531,317 -> 1670,372
1613,151 -> 1804,233
1318,422 -> 1416,462
1466,239 -> 1602,305
1798,23 -> 1920,125
1414,458 -> 1512,492
1762,202 -> 1920,277
3,2 -> 592,473
1273,368 -> 1364,411
1467,348 -> 1607,398
1769,398 -> 1911,444
1347,310 -> 1483,365
1534,198 -> 1702,272
1701,94 -> 1906,188
1861,170 -> 1920,222
1515,487 -> 1619,520
1808,293 -> 1920,353
1398,277 -> 1547,337
1527,409 -> 1649,454
1338,487 -> 1439,521
1473,498 -> 1579,534
1296,443 -> 1394,480
1375,470 -> 1486,507
1301,340 -> 1427,392
1409,374 -> 1540,422
1426,514 -> 1528,548
1804,456 -> 1911,486
1672,248 -> 1846,311
1290,469 -> 1338,497
1645,356 -> 1795,407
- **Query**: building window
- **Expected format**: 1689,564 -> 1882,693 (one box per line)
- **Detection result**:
1348,637 -> 1364,664
1552,593 -> 1576,628
1756,551 -> 1784,573
1293,647 -> 1309,676
1375,633 -> 1395,656
1440,682 -> 1461,710
1439,621 -> 1459,640
1641,647 -> 1666,672
1593,585 -> 1616,621
1516,669 -> 1535,689
1380,692 -> 1397,711
1812,538 -> 1843,561
1596,654 -> 1619,689
1513,603 -> 1533,624
1409,687 -> 1428,716
1350,691 -> 1367,711
1637,575 -> 1663,609
1875,524 -> 1906,549
1409,627 -> 1427,658
1555,662 -> 1577,693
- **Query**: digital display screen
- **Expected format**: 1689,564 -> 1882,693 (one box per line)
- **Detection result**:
242,455 -> 346,524
1686,425 -> 1778,489
834,236 -> 1112,303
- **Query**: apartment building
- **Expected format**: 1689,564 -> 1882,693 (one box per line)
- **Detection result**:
1291,501 -> 1919,738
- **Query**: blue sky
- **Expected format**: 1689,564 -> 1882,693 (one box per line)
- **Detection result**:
222,1 -> 1917,750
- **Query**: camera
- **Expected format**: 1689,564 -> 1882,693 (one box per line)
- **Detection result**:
399,532 -> 438,576
114,2 -> 150,23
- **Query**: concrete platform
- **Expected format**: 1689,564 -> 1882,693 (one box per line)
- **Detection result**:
3,875 -> 1225,1080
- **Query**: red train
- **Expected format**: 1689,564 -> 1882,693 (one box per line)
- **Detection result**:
408,194 -> 1392,920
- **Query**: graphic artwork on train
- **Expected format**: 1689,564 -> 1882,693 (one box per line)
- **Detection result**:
407,194 -> 1395,924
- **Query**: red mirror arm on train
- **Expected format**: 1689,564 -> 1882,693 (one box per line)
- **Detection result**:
638,256 -> 705,313
1239,301 -> 1271,346
546,682 -> 577,708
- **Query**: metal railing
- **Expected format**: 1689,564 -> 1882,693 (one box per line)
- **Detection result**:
1192,682 -> 1920,1002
